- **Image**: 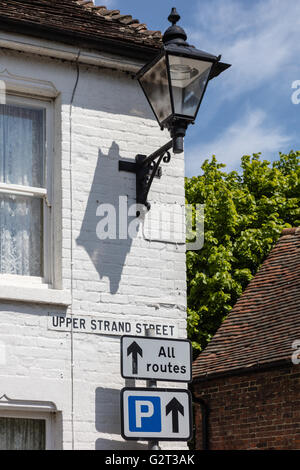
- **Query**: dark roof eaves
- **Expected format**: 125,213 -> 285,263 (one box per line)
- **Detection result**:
0,15 -> 160,62
193,357 -> 294,383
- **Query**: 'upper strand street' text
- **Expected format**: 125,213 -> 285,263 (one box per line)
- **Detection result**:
48,314 -> 178,338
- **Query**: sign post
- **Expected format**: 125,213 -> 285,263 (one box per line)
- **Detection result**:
145,328 -> 160,451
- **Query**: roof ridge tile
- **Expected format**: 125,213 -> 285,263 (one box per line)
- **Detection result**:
281,227 -> 300,236
75,1 -> 162,41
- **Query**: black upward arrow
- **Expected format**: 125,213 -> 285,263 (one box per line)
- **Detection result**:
166,398 -> 184,433
127,341 -> 143,375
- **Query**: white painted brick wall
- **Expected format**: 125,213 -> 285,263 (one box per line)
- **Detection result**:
0,45 -> 187,450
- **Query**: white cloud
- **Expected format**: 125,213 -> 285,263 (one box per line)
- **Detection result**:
185,109 -> 292,176
189,0 -> 300,98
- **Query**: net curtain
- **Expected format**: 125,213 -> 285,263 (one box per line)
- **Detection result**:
0,104 -> 44,277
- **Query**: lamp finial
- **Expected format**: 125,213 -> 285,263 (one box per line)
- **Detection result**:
163,8 -> 187,45
168,7 -> 180,25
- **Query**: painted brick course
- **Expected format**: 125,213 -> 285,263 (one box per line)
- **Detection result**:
0,46 -> 187,450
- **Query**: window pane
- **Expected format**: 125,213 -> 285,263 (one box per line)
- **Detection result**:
0,194 -> 43,276
139,56 -> 172,124
0,417 -> 45,450
0,104 -> 45,187
168,56 -> 212,118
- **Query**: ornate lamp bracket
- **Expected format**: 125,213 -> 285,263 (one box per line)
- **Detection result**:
119,140 -> 172,212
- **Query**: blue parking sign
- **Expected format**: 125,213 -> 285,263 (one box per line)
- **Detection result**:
128,396 -> 161,433
121,388 -> 192,441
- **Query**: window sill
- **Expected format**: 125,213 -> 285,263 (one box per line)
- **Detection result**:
0,283 -> 71,307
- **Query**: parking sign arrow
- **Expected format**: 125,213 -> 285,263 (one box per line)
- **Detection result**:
166,397 -> 184,433
127,341 -> 143,375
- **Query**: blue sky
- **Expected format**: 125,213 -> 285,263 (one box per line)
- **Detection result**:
96,0 -> 300,176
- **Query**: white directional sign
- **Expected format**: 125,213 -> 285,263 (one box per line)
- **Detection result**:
121,336 -> 192,382
121,388 -> 192,441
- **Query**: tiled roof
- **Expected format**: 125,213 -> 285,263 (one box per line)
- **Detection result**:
193,228 -> 300,380
0,0 -> 162,57
76,1 -> 161,37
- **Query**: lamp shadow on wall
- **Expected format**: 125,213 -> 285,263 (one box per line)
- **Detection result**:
95,387 -> 148,450
76,142 -> 139,295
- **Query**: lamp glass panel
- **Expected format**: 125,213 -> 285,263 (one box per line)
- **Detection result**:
168,55 -> 212,118
139,56 -> 172,124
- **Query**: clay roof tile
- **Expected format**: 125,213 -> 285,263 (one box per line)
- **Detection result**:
0,0 -> 162,56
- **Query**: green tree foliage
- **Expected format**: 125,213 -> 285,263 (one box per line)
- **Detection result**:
185,151 -> 300,354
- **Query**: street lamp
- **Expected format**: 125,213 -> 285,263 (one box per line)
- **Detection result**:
119,8 -> 231,211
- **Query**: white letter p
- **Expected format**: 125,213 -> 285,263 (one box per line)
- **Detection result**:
135,400 -> 154,428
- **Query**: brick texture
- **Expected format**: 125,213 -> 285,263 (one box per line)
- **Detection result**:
194,365 -> 300,450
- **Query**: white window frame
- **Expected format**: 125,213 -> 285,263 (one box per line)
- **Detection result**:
0,410 -> 53,450
0,94 -> 53,286
0,397 -> 59,450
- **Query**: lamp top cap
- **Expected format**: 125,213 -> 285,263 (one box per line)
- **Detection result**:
168,7 -> 180,25
163,7 -> 187,46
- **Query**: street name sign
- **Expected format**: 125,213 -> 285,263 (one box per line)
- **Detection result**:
121,388 -> 192,441
48,315 -> 178,338
121,335 -> 192,382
